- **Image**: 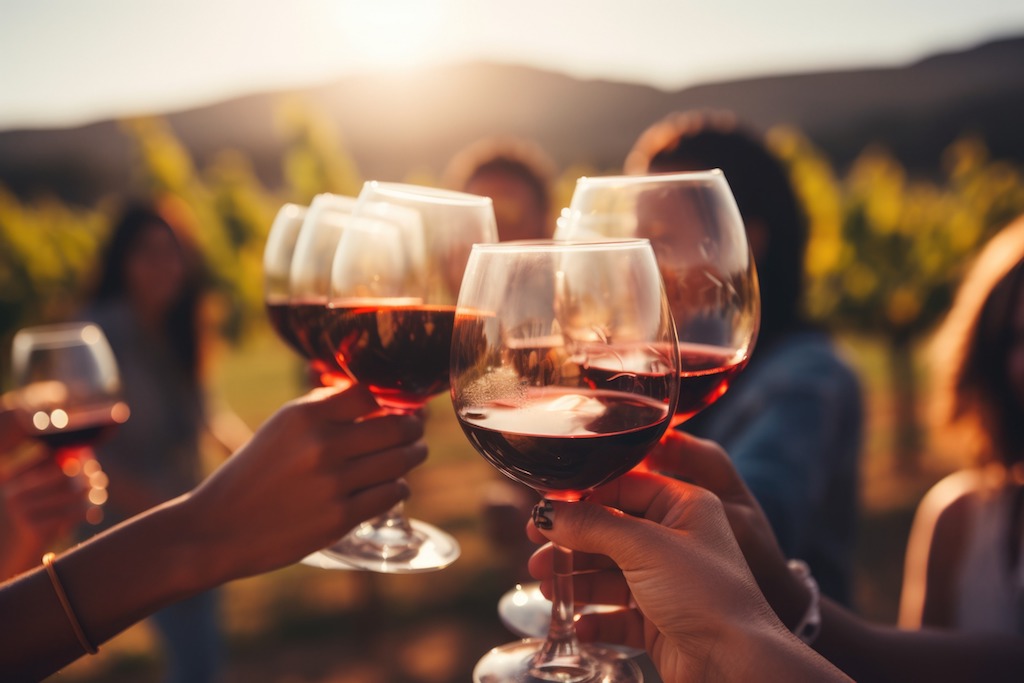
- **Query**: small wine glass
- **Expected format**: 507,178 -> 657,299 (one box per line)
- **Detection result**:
504,169 -> 762,641
451,239 -> 679,682
316,181 -> 498,574
285,193 -> 360,387
10,322 -> 130,524
264,202 -> 310,358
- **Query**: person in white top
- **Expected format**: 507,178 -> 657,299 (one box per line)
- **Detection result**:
901,214 -> 1024,634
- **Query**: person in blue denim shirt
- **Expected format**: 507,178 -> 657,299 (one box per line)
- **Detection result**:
625,110 -> 864,604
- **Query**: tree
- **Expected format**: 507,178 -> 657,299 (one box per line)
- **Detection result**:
771,129 -> 1024,471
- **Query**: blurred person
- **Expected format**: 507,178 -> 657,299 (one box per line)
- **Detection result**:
900,215 -> 1024,634
0,384 -> 427,681
0,395 -> 89,580
443,135 -> 556,241
625,110 -> 864,604
527,429 -> 1024,682
83,199 -> 249,683
445,137 -> 559,577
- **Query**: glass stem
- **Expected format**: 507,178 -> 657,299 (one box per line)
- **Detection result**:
371,500 -> 415,536
533,542 -> 590,673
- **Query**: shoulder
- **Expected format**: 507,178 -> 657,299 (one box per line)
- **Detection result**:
913,469 -> 988,547
748,332 -> 861,397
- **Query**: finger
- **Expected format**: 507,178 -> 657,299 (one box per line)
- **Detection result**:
528,543 -> 618,577
535,568 -> 633,608
3,450 -> 59,483
337,441 -> 428,493
646,431 -> 749,500
296,383 -> 381,422
531,495 -> 708,570
5,465 -> 79,499
574,609 -> 646,650
337,479 -> 411,531
319,414 -> 425,461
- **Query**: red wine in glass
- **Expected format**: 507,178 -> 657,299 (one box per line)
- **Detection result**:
673,341 -> 748,426
457,387 -> 671,497
30,402 -> 129,469
265,297 -> 307,358
271,297 -> 351,386
323,302 -> 456,411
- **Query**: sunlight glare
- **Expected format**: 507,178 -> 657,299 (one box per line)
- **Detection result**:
329,0 -> 446,70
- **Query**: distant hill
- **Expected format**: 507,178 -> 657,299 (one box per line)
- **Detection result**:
2,35 -> 1022,205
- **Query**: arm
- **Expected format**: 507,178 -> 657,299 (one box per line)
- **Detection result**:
817,598 -> 1024,683
0,385 -> 426,681
898,471 -> 976,628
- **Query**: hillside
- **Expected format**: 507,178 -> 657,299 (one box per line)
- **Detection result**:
1,35 -> 1022,204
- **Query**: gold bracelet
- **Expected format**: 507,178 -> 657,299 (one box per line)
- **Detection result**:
42,552 -> 98,655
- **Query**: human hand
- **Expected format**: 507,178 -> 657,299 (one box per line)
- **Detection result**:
0,393 -> 29,454
526,433 -> 834,681
644,431 -> 810,628
182,384 -> 426,583
0,453 -> 89,578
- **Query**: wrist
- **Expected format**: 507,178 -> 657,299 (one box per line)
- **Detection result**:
786,559 -> 821,644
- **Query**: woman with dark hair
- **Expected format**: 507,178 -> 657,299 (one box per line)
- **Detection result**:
86,199 -> 241,683
626,110 -> 864,604
900,216 -> 1024,634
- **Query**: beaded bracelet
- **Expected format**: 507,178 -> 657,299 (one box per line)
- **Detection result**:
787,559 -> 821,644
42,552 -> 98,655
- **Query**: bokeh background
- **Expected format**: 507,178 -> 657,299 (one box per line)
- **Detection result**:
3,2 -> 1024,681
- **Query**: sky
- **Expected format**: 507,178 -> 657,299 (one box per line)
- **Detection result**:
2,0 -> 1024,130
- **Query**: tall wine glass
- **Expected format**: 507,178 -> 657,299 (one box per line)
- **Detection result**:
501,170 -> 762,640
318,181 -> 497,573
451,239 -> 679,682
10,322 -> 130,524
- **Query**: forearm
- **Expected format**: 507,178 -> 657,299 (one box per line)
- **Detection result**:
814,598 -> 1024,682
711,612 -> 852,683
0,495 -> 220,680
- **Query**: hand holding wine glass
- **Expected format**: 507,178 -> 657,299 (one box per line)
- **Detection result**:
315,181 -> 497,573
10,323 -> 130,525
451,239 -> 678,682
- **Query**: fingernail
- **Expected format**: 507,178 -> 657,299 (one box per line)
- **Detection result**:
531,499 -> 554,530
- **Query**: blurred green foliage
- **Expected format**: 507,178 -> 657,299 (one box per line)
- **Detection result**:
3,99 -> 1024,454
770,127 -> 1024,468
771,128 -> 1024,338
0,99 -> 364,380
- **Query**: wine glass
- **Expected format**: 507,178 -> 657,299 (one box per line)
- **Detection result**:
264,202 -> 310,358
10,322 -> 130,524
496,170 -> 762,640
557,170 -> 759,426
315,181 -> 497,574
284,193 -> 361,387
451,239 -> 679,682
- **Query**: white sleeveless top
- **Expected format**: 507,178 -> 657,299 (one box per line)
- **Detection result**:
955,485 -> 1024,634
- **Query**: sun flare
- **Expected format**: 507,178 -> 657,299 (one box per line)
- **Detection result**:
329,0 -> 446,70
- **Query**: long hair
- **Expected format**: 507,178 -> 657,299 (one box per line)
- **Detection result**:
625,110 -> 809,348
932,215 -> 1024,469
92,199 -> 207,383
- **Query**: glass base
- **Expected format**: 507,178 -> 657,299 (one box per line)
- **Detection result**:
498,583 -> 645,658
301,518 -> 460,574
474,638 -> 642,683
